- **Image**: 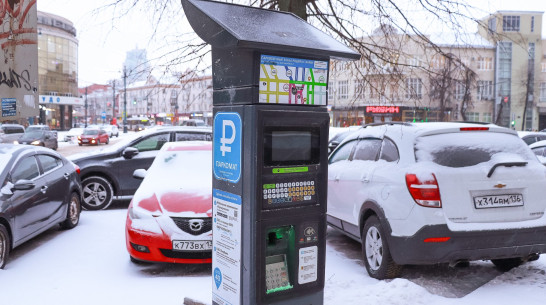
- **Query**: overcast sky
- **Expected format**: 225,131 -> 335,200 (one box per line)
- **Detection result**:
37,0 -> 546,87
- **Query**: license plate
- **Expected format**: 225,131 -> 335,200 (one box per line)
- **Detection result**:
172,240 -> 212,251
473,194 -> 524,209
82,139 -> 88,143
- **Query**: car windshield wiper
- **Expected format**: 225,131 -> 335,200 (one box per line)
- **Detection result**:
487,162 -> 528,178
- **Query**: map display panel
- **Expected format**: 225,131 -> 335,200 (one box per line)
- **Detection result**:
259,55 -> 328,105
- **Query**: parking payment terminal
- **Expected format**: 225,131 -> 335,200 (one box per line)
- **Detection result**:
181,1 -> 360,304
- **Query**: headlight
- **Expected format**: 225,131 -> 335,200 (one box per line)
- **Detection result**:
13,140 -> 19,144
31,140 -> 40,145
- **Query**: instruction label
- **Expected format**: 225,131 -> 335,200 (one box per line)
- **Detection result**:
298,246 -> 318,284
212,189 -> 242,305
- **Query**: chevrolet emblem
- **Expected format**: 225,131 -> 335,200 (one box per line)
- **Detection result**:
494,183 -> 506,189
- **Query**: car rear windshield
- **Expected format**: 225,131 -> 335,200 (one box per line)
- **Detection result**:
415,131 -> 535,168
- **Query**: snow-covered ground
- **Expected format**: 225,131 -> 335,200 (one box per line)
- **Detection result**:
1,205 -> 544,305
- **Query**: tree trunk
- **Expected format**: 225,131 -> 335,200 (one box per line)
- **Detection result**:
278,0 -> 312,20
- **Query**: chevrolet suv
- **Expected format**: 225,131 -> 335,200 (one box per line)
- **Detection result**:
327,122 -> 546,279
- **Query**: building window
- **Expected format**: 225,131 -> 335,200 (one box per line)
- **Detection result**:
455,82 -> 466,100
531,16 -> 535,32
328,81 -> 334,100
541,82 -> 546,102
406,78 -> 422,99
337,80 -> 348,100
482,113 -> 492,123
488,18 -> 496,33
502,16 -> 520,32
542,63 -> 546,72
354,79 -> 365,99
466,112 -> 480,121
477,80 -> 493,100
477,57 -> 493,70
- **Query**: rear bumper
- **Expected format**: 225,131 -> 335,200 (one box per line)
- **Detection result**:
388,224 -> 546,265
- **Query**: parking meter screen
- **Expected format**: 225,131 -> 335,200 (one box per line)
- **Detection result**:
272,131 -> 311,161
264,127 -> 320,166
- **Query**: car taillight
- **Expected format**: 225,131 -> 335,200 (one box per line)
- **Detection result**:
74,164 -> 81,175
460,127 -> 489,131
405,173 -> 441,208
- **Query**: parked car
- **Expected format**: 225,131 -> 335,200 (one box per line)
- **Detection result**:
0,124 -> 25,144
180,119 -> 206,127
134,124 -> 146,132
15,130 -> 58,150
64,127 -> 84,142
69,126 -> 212,210
100,125 -> 119,137
517,131 -> 546,145
78,128 -> 109,146
327,122 -> 546,279
0,144 -> 82,269
529,140 -> 546,165
126,141 -> 212,264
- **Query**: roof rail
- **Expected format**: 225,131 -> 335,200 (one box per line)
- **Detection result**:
362,122 -> 413,128
452,121 -> 494,125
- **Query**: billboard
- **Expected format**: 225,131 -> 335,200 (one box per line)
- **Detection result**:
0,0 -> 39,122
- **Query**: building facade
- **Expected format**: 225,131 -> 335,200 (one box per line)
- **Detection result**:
37,11 -> 82,130
329,10 -> 545,131
81,74 -> 213,127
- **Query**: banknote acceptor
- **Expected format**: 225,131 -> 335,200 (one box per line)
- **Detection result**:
181,1 -> 360,304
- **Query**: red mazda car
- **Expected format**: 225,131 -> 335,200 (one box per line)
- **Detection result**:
125,141 -> 212,264
78,128 -> 109,146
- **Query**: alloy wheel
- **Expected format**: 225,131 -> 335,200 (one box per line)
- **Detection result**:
365,226 -> 383,271
83,182 -> 108,207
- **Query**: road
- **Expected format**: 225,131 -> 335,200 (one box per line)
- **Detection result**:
56,132 -> 131,157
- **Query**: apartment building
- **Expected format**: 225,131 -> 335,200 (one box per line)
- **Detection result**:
329,10 -> 545,131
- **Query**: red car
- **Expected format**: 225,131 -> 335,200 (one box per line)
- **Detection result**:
126,141 -> 212,264
78,128 -> 109,146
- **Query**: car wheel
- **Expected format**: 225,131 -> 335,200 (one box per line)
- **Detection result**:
106,138 -> 109,144
491,257 -> 523,271
78,143 -> 82,146
81,176 -> 114,210
0,224 -> 10,269
60,192 -> 81,229
362,215 -> 401,279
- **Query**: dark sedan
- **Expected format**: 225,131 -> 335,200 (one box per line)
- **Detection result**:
69,126 -> 212,211
15,130 -> 58,150
0,144 -> 82,269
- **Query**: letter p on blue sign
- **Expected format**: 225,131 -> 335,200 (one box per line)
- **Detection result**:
213,112 -> 242,183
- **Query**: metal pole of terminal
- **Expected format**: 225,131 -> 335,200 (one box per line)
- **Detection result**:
112,80 -> 116,125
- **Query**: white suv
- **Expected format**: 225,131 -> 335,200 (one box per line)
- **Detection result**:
327,122 -> 546,279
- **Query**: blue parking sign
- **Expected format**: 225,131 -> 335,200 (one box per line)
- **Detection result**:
213,112 -> 242,183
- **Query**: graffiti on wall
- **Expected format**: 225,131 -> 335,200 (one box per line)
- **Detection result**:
1,0 -> 37,50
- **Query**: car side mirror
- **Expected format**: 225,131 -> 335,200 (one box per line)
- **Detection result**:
133,169 -> 147,180
328,141 -> 340,154
122,147 -> 139,159
12,179 -> 35,191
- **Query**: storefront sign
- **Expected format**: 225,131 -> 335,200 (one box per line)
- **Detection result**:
366,106 -> 399,114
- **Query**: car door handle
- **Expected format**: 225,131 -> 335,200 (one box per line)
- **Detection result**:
64,173 -> 70,180
41,186 -> 48,194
